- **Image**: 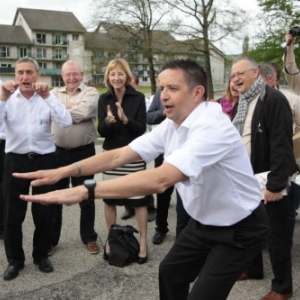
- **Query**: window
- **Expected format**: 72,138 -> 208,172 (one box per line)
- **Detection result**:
53,49 -> 62,59
54,35 -> 61,44
143,77 -> 148,82
52,75 -> 64,87
36,48 -> 47,59
36,33 -> 46,44
73,34 -> 79,41
0,47 -> 10,58
38,62 -> 47,69
19,47 -> 27,58
1,63 -> 12,68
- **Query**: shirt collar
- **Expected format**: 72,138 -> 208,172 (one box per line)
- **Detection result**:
57,82 -> 84,93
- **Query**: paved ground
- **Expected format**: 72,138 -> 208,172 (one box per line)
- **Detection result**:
1,92 -> 300,299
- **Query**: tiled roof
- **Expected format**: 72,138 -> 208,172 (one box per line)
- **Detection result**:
0,25 -> 33,44
13,8 -> 86,33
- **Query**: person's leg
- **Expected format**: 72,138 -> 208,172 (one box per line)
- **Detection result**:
104,203 -> 117,254
120,206 -> 135,220
265,196 -> 293,294
175,190 -> 190,239
0,140 -> 5,239
160,203 -> 268,300
3,153 -> 30,266
134,206 -> 148,258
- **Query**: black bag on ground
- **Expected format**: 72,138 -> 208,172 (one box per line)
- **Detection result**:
104,224 -> 140,267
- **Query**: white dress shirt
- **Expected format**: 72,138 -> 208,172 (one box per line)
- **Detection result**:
130,101 -> 261,226
0,89 -> 72,154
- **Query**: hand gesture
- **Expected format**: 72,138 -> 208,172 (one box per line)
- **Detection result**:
0,81 -> 20,101
105,105 -> 116,124
263,190 -> 283,205
32,82 -> 50,99
115,102 -> 128,124
286,30 -> 295,46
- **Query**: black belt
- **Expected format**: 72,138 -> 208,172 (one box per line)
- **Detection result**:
9,152 -> 44,159
56,143 -> 94,152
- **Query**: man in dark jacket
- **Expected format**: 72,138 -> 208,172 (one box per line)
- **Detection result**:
231,57 -> 297,300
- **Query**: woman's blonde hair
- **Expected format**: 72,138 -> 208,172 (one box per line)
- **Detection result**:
104,58 -> 133,93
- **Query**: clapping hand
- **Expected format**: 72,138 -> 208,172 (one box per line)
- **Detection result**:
105,105 -> 116,124
115,102 -> 128,124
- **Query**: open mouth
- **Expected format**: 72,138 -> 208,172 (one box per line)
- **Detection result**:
22,82 -> 31,87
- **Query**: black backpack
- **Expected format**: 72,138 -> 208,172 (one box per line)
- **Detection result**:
104,224 -> 140,267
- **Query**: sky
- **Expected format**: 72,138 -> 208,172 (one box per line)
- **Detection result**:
0,0 -> 261,55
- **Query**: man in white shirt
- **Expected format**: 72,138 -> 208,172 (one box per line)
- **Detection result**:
0,79 -> 4,240
15,59 -> 268,299
0,57 -> 72,281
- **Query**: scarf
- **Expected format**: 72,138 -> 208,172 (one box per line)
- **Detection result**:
233,76 -> 265,135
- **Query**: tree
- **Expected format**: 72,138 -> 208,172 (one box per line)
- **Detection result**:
247,0 -> 300,68
242,36 -> 250,56
164,0 -> 250,98
88,0 -> 174,94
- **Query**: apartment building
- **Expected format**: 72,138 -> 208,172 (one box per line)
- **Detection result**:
0,8 -> 225,87
0,8 -> 86,86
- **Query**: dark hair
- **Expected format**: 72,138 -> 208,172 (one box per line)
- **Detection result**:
132,73 -> 139,85
161,59 -> 207,99
269,62 -> 281,81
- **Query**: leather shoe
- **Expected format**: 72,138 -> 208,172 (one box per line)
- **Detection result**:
3,263 -> 24,281
137,255 -> 148,265
147,210 -> 156,222
261,291 -> 293,300
152,231 -> 166,245
121,208 -> 135,220
86,241 -> 100,254
238,272 -> 263,281
34,258 -> 54,273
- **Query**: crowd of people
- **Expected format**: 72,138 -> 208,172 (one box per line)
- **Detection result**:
0,28 -> 300,299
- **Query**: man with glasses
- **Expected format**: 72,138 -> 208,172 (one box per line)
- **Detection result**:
231,57 -> 296,300
50,60 -> 100,255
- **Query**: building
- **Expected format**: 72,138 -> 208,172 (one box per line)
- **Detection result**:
0,8 -> 225,87
85,22 -> 226,86
0,8 -> 86,86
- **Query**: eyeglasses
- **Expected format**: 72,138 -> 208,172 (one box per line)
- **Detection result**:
63,72 -> 81,78
230,68 -> 254,80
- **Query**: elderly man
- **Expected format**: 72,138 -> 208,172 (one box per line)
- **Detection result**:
258,62 -> 300,252
50,60 -> 99,255
232,57 -> 297,300
15,59 -> 268,300
0,57 -> 72,280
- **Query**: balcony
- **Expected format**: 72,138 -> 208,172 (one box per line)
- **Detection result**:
40,68 -> 61,75
0,67 -> 15,74
52,40 -> 69,46
52,54 -> 69,60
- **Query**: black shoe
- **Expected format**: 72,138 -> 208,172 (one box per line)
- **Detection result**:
34,258 -> 54,273
3,263 -> 24,281
147,210 -> 156,222
152,231 -> 166,245
137,255 -> 148,265
121,208 -> 135,220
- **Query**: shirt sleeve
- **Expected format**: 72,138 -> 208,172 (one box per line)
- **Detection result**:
44,94 -> 72,128
283,54 -> 300,95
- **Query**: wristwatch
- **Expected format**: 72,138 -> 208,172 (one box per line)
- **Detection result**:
83,179 -> 96,200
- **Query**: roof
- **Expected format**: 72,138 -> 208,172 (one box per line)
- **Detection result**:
13,8 -> 86,33
0,25 -> 33,44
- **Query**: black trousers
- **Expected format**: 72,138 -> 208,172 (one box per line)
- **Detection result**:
244,196 -> 294,294
0,140 -> 5,234
3,152 -> 57,265
155,154 -> 174,233
52,143 -> 97,246
159,202 -> 269,300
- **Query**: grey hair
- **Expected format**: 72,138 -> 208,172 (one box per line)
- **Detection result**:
233,57 -> 258,68
258,63 -> 276,79
62,60 -> 83,72
16,57 -> 40,71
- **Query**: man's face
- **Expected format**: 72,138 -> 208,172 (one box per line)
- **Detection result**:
15,62 -> 40,95
230,60 -> 259,94
261,73 -> 277,87
158,68 -> 204,126
61,64 -> 83,92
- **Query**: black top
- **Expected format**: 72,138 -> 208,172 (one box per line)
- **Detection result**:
97,85 -> 146,150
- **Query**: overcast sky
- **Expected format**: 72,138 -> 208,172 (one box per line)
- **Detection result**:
0,0 -> 261,54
